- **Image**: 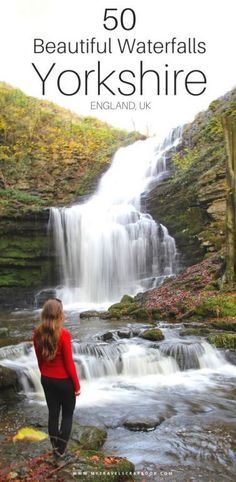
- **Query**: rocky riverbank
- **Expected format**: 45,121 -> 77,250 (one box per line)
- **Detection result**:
80,255 -> 236,349
0,423 -> 135,482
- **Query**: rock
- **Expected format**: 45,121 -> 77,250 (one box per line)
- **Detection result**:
71,425 -> 107,450
130,308 -> 149,320
99,331 -> 116,342
207,333 -> 236,349
120,294 -> 134,304
189,295 -> 236,319
0,336 -> 29,348
224,349 -> 236,365
139,327 -> 164,341
0,328 -> 9,338
80,310 -> 100,319
0,366 -> 18,389
117,329 -> 132,339
34,288 -> 57,308
99,311 -> 121,320
209,320 -> 236,332
124,416 -> 165,431
179,328 -> 210,337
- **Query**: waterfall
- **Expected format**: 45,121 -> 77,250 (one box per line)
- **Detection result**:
49,128 -> 182,305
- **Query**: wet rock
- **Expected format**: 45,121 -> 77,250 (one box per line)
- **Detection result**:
0,336 -> 29,348
209,320 -> 236,332
179,328 -> 210,337
207,333 -> 236,349
80,310 -> 100,319
34,288 -> 57,308
117,329 -> 132,339
0,328 -> 9,338
99,331 -> 116,342
139,327 -> 164,341
130,308 -> 150,320
124,416 -> 165,431
0,366 -> 18,389
120,294 -> 134,304
224,349 -> 236,365
99,311 -> 121,320
71,425 -> 107,450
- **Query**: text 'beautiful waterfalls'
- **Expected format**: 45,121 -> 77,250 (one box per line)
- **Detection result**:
49,128 -> 181,305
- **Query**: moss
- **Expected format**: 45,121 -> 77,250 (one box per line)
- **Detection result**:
108,301 -> 139,315
139,328 -> 164,341
147,88 -> 236,264
0,366 -> 18,389
207,333 -> 236,349
151,308 -> 163,320
0,82 -> 141,215
72,426 -> 107,451
179,328 -> 210,337
120,294 -> 134,304
209,321 -> 236,332
191,295 -> 236,318
129,308 -> 149,320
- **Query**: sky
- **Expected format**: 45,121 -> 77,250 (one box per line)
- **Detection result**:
1,0 -> 235,136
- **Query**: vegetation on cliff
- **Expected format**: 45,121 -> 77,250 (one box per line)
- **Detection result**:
147,87 -> 236,265
0,82 -> 140,215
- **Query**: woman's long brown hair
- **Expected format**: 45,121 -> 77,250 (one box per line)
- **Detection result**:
35,299 -> 64,361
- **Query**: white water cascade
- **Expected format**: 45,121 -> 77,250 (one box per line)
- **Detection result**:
49,128 -> 182,305
0,337 -> 234,403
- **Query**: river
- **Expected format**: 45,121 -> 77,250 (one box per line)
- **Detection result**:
0,309 -> 236,481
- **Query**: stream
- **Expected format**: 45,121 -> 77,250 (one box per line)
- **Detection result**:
0,309 -> 236,481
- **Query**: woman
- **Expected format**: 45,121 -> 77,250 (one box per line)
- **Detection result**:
33,298 -> 80,461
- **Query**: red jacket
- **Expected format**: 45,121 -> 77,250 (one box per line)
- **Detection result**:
33,328 -> 80,393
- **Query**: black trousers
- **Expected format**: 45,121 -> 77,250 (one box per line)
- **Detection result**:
41,375 -> 76,455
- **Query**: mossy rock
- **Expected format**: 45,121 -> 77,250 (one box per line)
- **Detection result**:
107,301 -> 140,316
0,366 -> 18,389
80,311 -> 100,319
120,294 -> 134,304
72,425 -> 107,450
99,311 -> 121,320
68,451 -> 135,482
151,308 -> 163,320
139,327 -> 164,341
129,308 -> 149,320
209,321 -> 236,332
179,327 -> 210,337
207,333 -> 236,349
108,302 -> 126,312
189,295 -> 236,318
0,328 -> 9,338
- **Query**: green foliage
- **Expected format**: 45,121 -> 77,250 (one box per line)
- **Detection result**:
130,308 -> 149,320
191,295 -> 236,318
209,321 -> 236,332
172,147 -> 198,171
0,82 -> 138,214
179,327 -> 210,337
207,333 -> 236,349
0,188 -> 45,205
201,116 -> 224,142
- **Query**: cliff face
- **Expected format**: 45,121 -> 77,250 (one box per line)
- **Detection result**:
0,211 -> 55,308
146,88 -> 236,266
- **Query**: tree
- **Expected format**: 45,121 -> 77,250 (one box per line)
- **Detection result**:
222,116 -> 236,286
